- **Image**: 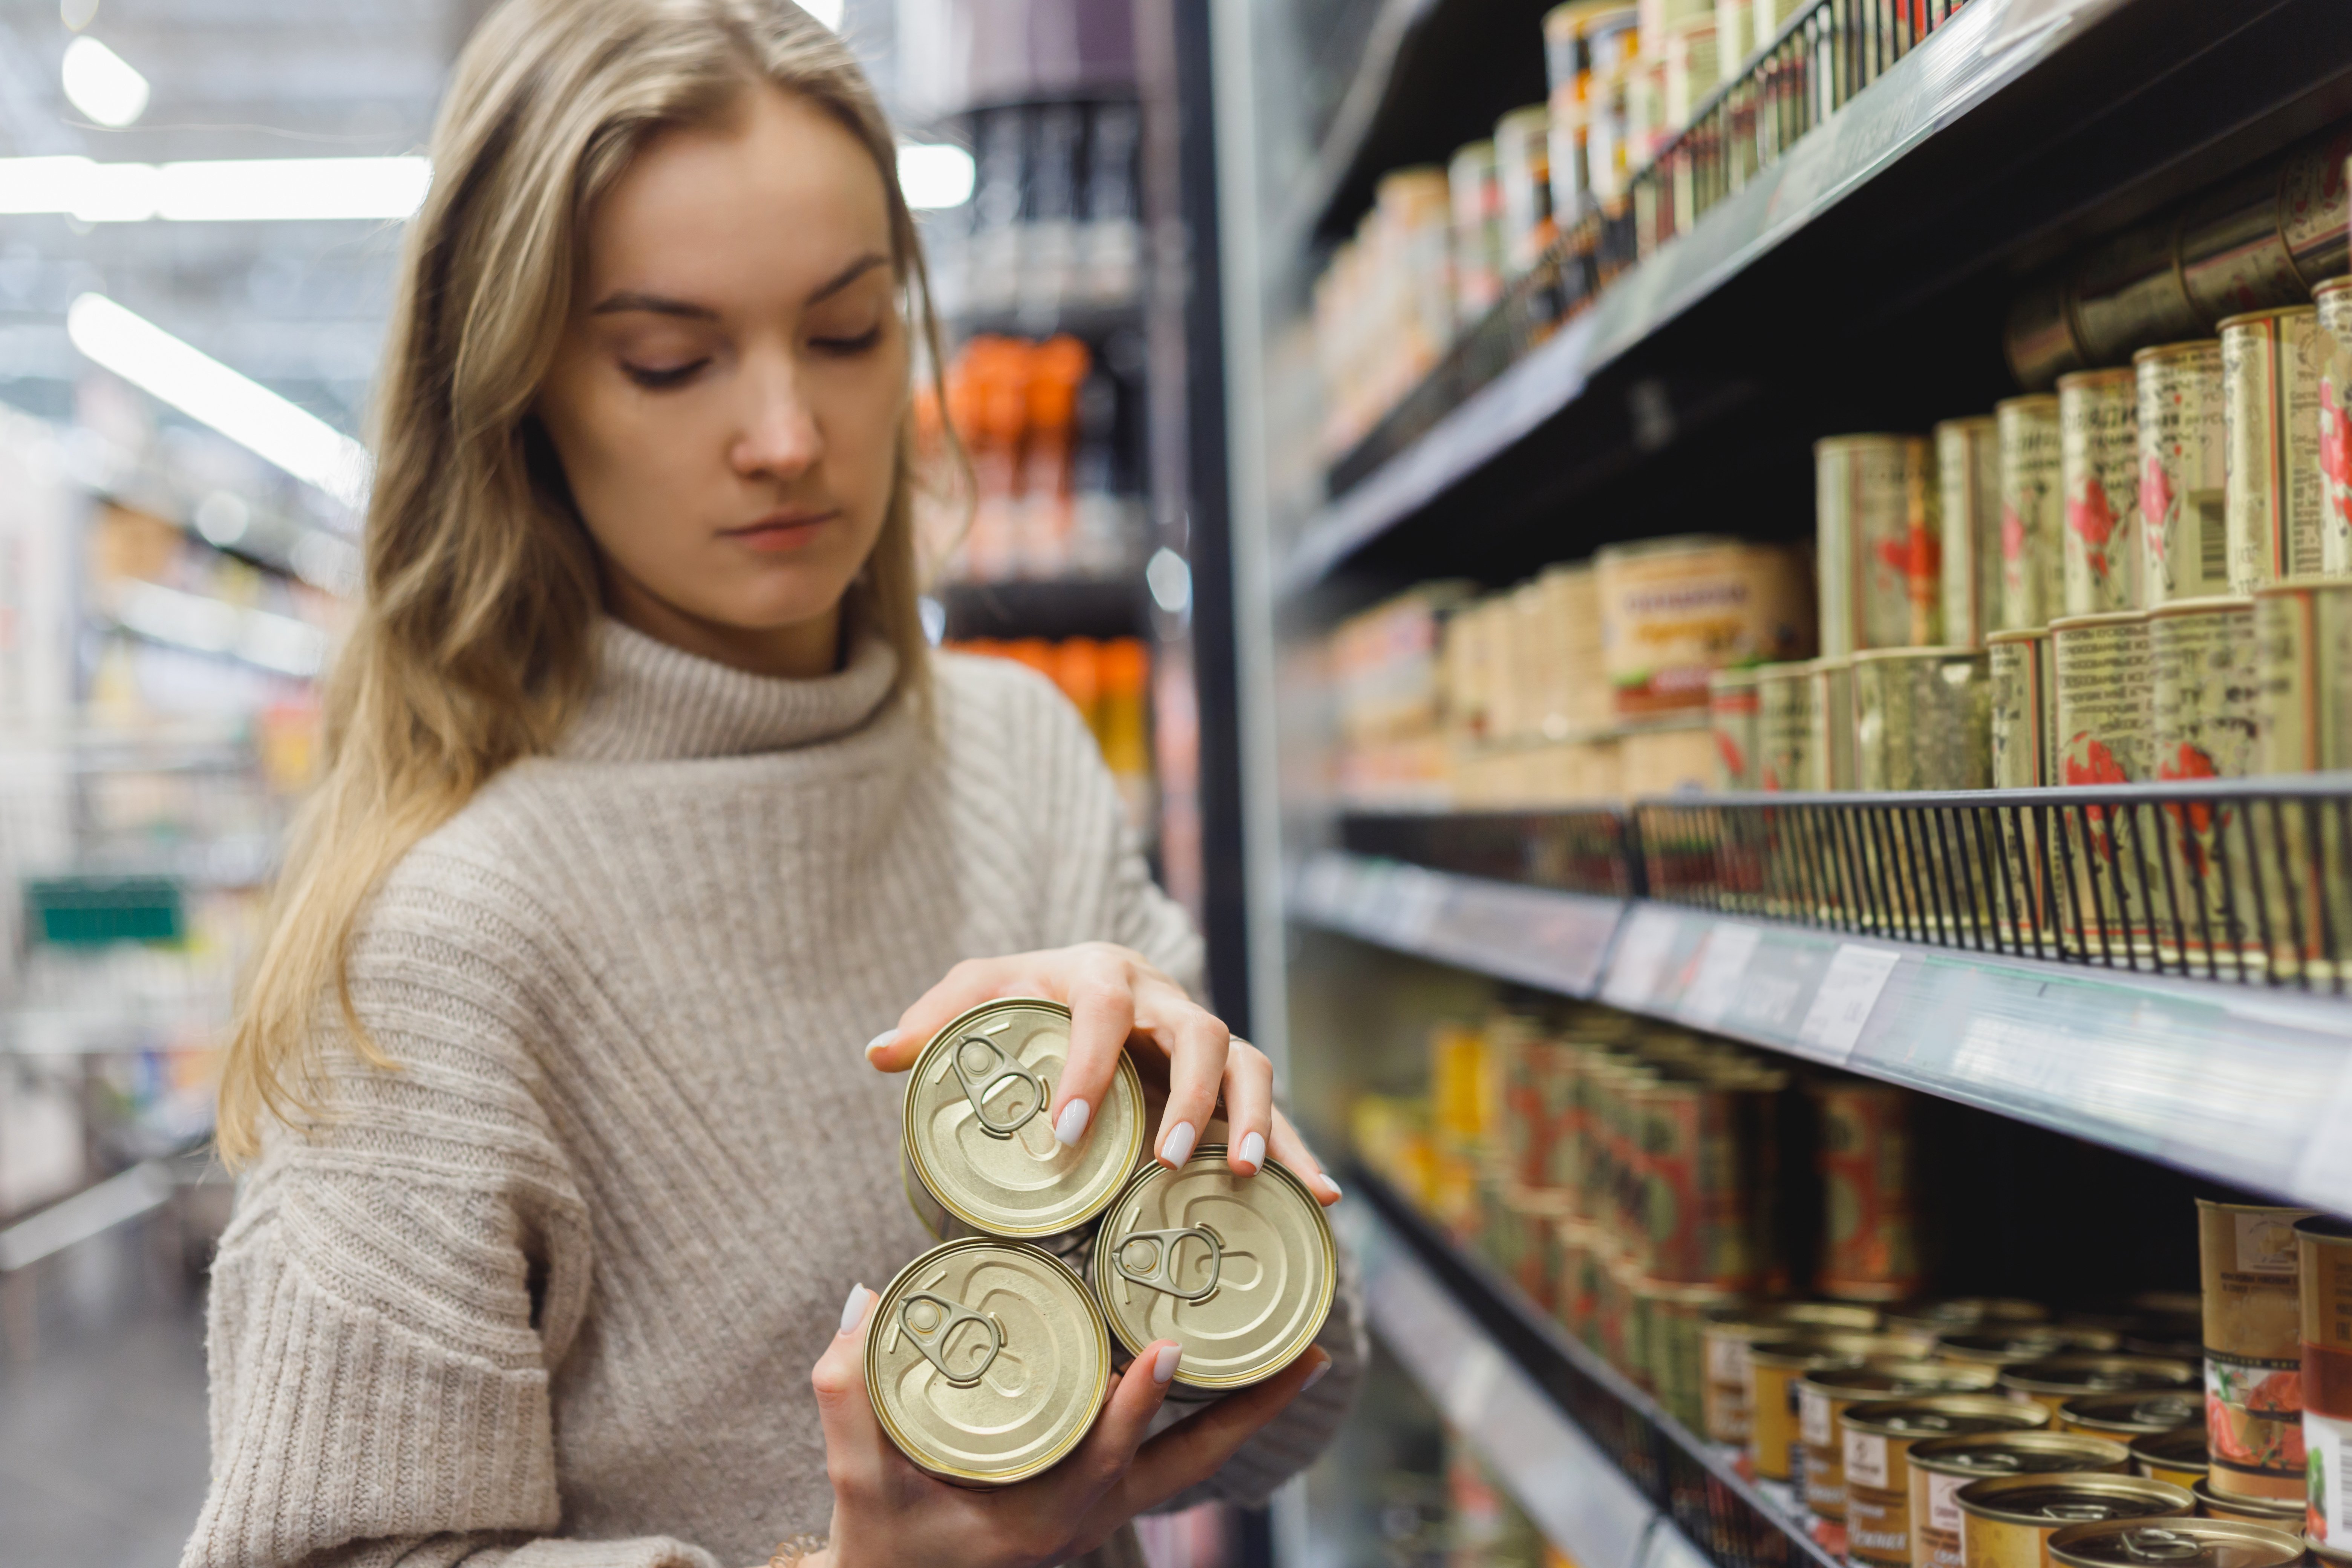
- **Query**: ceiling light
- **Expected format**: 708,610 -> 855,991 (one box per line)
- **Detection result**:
61,36 -> 148,128
193,490 -> 249,546
0,156 -> 430,222
898,142 -> 975,210
67,294 -> 370,509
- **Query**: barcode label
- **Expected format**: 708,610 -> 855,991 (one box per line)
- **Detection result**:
2198,495 -> 2227,583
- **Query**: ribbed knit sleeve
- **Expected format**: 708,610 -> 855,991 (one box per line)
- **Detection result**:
182,861 -> 720,1568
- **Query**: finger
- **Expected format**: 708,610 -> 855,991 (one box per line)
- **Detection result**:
1120,1346 -> 1333,1511
1267,1110 -> 1342,1206
1218,1039 -> 1274,1178
1055,1339 -> 1181,1508
810,1283 -> 887,1491
1140,991 -> 1228,1169
870,956 -> 1032,1072
1047,949 -> 1136,1149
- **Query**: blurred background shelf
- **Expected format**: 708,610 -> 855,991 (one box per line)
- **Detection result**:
934,576 -> 1152,641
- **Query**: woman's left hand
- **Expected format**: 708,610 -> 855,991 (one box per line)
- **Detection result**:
865,943 -> 1340,1204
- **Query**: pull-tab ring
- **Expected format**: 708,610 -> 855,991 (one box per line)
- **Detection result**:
899,1290 -> 1004,1385
950,1034 -> 1050,1138
1113,1226 -> 1223,1301
2116,1530 -> 2202,1564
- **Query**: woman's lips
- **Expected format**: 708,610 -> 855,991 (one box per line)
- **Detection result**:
722,511 -> 836,553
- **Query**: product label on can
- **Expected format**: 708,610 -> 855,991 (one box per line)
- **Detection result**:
2239,1211 -> 2302,1273
1820,438 -> 1930,657
1942,420 -> 2003,646
2001,400 -> 2066,631
1707,1332 -> 1747,1384
1847,1428 -> 1891,1490
2150,605 -> 2260,784
2317,288 -> 2352,575
2224,313 -> 2327,591
1990,637 -> 2055,790
2055,619 -> 2151,785
2137,347 -> 2230,604
2309,1408 -> 2351,1547
2063,375 -> 2143,615
1927,1471 -> 1966,1538
1802,1383 -> 1833,1447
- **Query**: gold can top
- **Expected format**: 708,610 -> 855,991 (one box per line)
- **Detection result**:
2216,304 -> 2319,332
2126,1424 -> 2209,1472
1749,1330 -> 1930,1368
1704,1299 -> 1882,1335
2056,366 -> 2139,391
1091,1146 -> 1336,1391
1797,1360 -> 1998,1399
865,1237 -> 1110,1486
1885,1297 -> 2050,1331
1815,432 -> 1930,456
1954,1472 -> 2192,1526
1907,1429 -> 2131,1478
1996,392 -> 2062,416
1935,414 -> 2000,437
2189,1480 -> 2306,1524
2049,1518 -> 2303,1568
903,998 -> 1144,1241
1998,1355 -> 2199,1398
2250,573 -> 2352,599
2146,594 -> 2254,619
2056,1390 -> 2202,1436
2130,339 -> 2223,366
2317,275 -> 2352,302
2049,610 -> 2151,633
1850,645 -> 1990,666
1986,627 -> 2052,647
1939,1326 -> 2119,1363
1839,1394 -> 2049,1441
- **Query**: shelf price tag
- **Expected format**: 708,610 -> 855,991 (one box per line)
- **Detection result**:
1601,905 -> 1681,1011
1678,923 -> 1761,1029
1793,944 -> 1903,1065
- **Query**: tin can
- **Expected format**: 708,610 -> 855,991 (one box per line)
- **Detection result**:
2058,1391 -> 2205,1441
1816,1078 -> 1923,1303
1991,631 -> 2059,789
2069,225 -> 2205,369
1957,1473 -> 2194,1568
1891,1301 -> 2054,1337
1942,416 -> 2006,646
1806,654 -> 1858,792
1853,647 -> 1993,792
2060,369 -> 2142,616
1448,139 -> 1507,328
1939,1328 -> 2122,1373
1557,1217 -> 1603,1341
2199,1199 -> 2315,1501
1711,666 -> 1762,789
866,1237 -> 1111,1485
2318,278 -> 2352,574
1627,1068 -> 1785,1289
1909,1433 -> 2134,1568
2298,1216 -> 2352,1554
902,998 -> 1145,1246
2146,597 -> 2262,963
1494,105 -> 1556,278
2253,575 -> 2352,772
1504,1033 -> 1578,1193
2130,1425 -> 2211,1489
1845,1396 -> 2051,1568
1091,1147 -> 1334,1392
1703,1303 -> 1883,1444
1645,1280 -> 1746,1431
1800,1363 -> 2003,1521
2222,306 -> 2328,592
2315,1534 -> 2352,1568
1821,434 -> 1939,655
2004,280 -> 2084,393
1749,1335 -> 1873,1481
1999,396 -> 2067,631
2051,611 -> 2155,960
1597,536 -> 1815,718
2134,341 -> 2232,605
1756,662 -> 1812,792
2047,1517 -> 2303,1568
2000,1357 -> 2202,1421
2189,1479 -> 2305,1527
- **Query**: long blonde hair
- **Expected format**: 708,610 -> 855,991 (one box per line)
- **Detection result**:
216,0 -> 948,1165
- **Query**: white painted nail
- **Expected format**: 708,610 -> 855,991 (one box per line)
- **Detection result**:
1314,1173 -> 1343,1202
839,1283 -> 873,1335
1152,1344 -> 1181,1384
1160,1120 -> 1197,1166
864,1031 -> 897,1058
1054,1099 -> 1091,1147
1300,1354 -> 1331,1392
1239,1131 -> 1265,1172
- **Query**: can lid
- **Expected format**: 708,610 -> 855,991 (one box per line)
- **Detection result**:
903,998 -> 1144,1240
2317,276 -> 2352,301
1799,1361 -> 1995,1399
2129,339 -> 2223,365
1091,1146 -> 1336,1390
1986,628 -> 2053,646
1934,414 -> 2000,436
2145,596 -> 2255,619
1955,1473 -> 2192,1525
1840,1396 -> 2049,1439
2126,1425 -> 2209,1469
1995,392 -> 2062,415
2189,1480 -> 2306,1522
2055,366 -> 2139,389
2048,1519 -> 2303,1568
2216,304 -> 2319,331
865,1237 -> 1110,1485
1850,646 -> 1990,665
1941,1328 -> 2115,1361
1908,1430 -> 2131,1476
1885,1298 -> 2051,1331
1998,1357 -> 2199,1396
2057,1391 -> 2202,1435
2249,574 -> 2352,597
2049,611 -> 2151,632
2309,1534 -> 2352,1568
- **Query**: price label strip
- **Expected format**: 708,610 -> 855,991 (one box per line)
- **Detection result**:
1602,905 -> 1683,1011
1793,944 -> 1905,1066
1678,923 -> 1761,1029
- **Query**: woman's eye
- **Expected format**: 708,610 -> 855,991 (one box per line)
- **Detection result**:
809,325 -> 883,356
622,359 -> 708,389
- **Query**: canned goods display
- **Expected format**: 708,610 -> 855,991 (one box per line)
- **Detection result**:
1815,1077 -> 1923,1303
1703,1304 -> 1882,1444
2146,597 -> 2262,961
1807,654 -> 1859,791
1940,416 -> 2004,645
1710,665 -> 1762,788
2198,1199 -> 2315,1501
1756,661 -> 1812,792
2319,277 -> 2352,575
1596,535 -> 1815,719
1990,629 -> 2059,790
1852,647 -> 1992,792
1448,139 -> 1507,327
1626,1067 -> 1785,1288
1748,1335 -> 1869,1481
1091,1147 -> 1335,1391
2190,1478 -> 2307,1527
1642,1279 -> 1745,1431
1843,1396 -> 2051,1568
2058,1391 -> 2205,1440
1494,104 -> 1557,277
1937,1327 -> 2119,1373
2130,1424 -> 2213,1488
1910,1433 -> 2134,1568
2298,1216 -> 2352,1555
2046,1517 -> 2304,1568
2222,306 -> 2327,592
1889,1300 -> 2054,1337
1797,1362 -> 2001,1521
1821,434 -> 1938,655
1998,1356 -> 2201,1420
902,998 -> 1145,1244
865,1238 -> 1111,1485
2133,341 -> 2231,605
2000,395 -> 2068,631
2252,576 -> 2352,773
1504,1030 -> 1580,1193
1955,1473 -> 2193,1568
2060,368 -> 2142,616
2052,611 -> 2156,957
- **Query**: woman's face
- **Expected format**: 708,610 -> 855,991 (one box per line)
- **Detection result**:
537,84 -> 909,676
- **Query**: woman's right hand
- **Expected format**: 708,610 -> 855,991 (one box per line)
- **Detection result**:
805,1282 -> 1331,1568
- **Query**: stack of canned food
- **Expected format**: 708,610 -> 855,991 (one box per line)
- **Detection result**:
871,998 -> 1337,1484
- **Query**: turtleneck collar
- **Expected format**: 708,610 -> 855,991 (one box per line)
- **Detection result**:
558,617 -> 903,763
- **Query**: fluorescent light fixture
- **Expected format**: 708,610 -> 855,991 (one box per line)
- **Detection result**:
67,293 -> 370,509
0,155 -> 430,222
897,142 -> 974,210
800,0 -> 844,28
116,580 -> 328,677
61,36 -> 149,128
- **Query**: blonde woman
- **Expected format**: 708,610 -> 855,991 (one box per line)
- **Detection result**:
183,3 -> 1361,1564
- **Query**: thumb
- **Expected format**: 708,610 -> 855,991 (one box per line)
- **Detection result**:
812,1283 -> 886,1472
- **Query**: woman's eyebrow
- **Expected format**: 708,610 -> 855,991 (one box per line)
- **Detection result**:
808,252 -> 887,303
589,291 -> 719,320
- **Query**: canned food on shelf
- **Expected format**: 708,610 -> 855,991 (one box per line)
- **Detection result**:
1815,1078 -> 1923,1303
2221,305 -> 2327,592
2146,596 -> 2262,964
1955,1474 -> 2192,1568
2046,1517 -> 2303,1568
2052,611 -> 2156,960
1989,628 -> 2058,792
1820,434 -> 1938,656
1936,1327 -> 2119,1373
2189,1479 -> 2308,1527
2318,277 -> 2352,574
1448,140 -> 1507,328
1701,1302 -> 1882,1444
1886,1300 -> 2052,1337
2198,1199 -> 2315,1502
1842,1395 -> 2051,1568
1806,654 -> 1859,791
1797,1362 -> 2002,1522
2129,1424 -> 2212,1488
1939,416 -> 2004,646
2057,1390 -> 2205,1441
1757,661 -> 1812,791
1998,1356 -> 2201,1420
2299,1216 -> 2352,1558
1998,395 -> 2067,631
2060,367 -> 2142,616
2133,340 -> 2231,605
1596,535 -> 1814,718
1853,647 -> 1993,792
1908,1432 -> 2133,1568
1710,666 -> 1762,789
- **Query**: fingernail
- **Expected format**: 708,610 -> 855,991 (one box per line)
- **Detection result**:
1314,1173 -> 1343,1203
1239,1131 -> 1265,1172
1300,1351 -> 1332,1392
838,1283 -> 873,1335
1054,1099 -> 1091,1147
864,1030 -> 897,1059
1160,1120 -> 1197,1166
1152,1343 -> 1181,1384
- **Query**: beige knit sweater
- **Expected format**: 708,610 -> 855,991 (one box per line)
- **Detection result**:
184,622 -> 1363,1568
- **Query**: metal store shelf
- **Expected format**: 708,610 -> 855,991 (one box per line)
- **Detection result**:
1292,849 -> 2352,1214
1345,1170 -> 1833,1568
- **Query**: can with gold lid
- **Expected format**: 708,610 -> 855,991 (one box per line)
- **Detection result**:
1807,654 -> 1859,793
1758,661 -> 1813,791
2134,341 -> 2232,606
1891,1301 -> 2055,1338
1844,1395 -> 2051,1568
2130,1424 -> 2211,1488
2314,1534 -> 2352,1568
865,1237 -> 1112,1485
1854,646 -> 1994,792
1703,1303 -> 1883,1444
1910,1432 -> 2134,1568
2047,1517 -> 2303,1568
2190,1479 -> 2306,1527
1750,1332 -> 1931,1482
2248,578 -> 2352,983
2198,1199 -> 2314,1502
2051,611 -> 2156,961
2000,395 -> 2067,631
1999,1357 -> 2201,1420
1940,1328 -> 2122,1373
2060,367 -> 2143,616
2058,1391 -> 2205,1441
1989,626 -> 2063,948
2298,1214 -> 2352,1555
1815,1078 -> 1925,1304
1957,1473 -> 2194,1568
1942,415 -> 2004,646
2317,277 -> 2352,574
2222,306 -> 2327,592
902,998 -> 1146,1246
1821,433 -> 1938,656
1799,1362 -> 2003,1521
1090,1145 -> 1335,1392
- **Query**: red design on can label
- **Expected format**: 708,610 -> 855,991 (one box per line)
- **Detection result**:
2002,505 -> 2026,563
2069,476 -> 2119,582
2141,453 -> 2172,558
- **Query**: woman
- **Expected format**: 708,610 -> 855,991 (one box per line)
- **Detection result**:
183,3 -> 1361,1565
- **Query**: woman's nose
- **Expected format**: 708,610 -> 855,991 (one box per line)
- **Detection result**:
731,362 -> 824,479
